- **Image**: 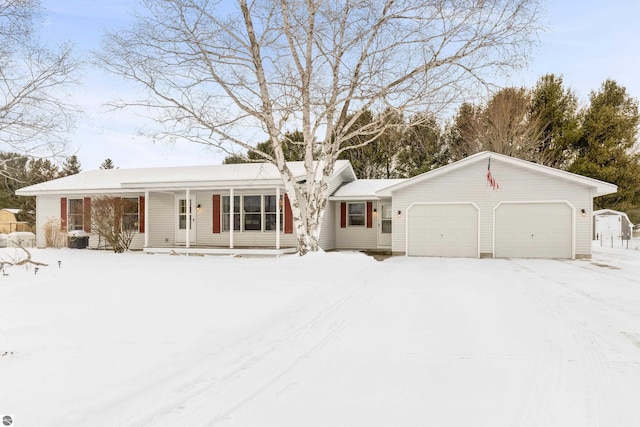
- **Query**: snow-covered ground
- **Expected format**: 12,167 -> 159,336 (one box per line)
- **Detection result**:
2,244 -> 640,426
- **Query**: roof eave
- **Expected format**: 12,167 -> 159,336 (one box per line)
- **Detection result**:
328,196 -> 381,201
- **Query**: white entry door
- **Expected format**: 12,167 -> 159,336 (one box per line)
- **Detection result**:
378,202 -> 392,248
176,196 -> 197,244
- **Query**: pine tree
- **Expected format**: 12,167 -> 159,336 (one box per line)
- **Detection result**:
100,158 -> 116,169
61,155 -> 82,176
568,79 -> 640,221
529,74 -> 582,168
396,113 -> 446,177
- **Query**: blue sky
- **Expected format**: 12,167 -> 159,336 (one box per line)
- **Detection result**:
39,0 -> 640,170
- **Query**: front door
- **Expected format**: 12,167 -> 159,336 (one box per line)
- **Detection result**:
176,196 -> 197,244
378,202 -> 392,248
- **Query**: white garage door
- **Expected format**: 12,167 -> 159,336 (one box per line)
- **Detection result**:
407,203 -> 479,257
495,202 -> 573,259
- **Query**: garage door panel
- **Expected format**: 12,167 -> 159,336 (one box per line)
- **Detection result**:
495,203 -> 572,259
408,203 -> 478,257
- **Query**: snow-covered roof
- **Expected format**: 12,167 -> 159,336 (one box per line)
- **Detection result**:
16,160 -> 356,196
593,209 -> 634,226
330,179 -> 406,200
0,208 -> 21,214
376,151 -> 618,197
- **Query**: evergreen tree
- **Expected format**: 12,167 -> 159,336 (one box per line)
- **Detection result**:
61,155 -> 82,176
18,158 -> 61,225
223,154 -> 249,164
396,113 -> 446,177
338,110 -> 404,179
529,74 -> 581,168
223,131 -> 307,164
248,130 -> 306,162
100,158 -> 116,169
444,102 -> 484,162
568,79 -> 640,221
0,153 -> 30,208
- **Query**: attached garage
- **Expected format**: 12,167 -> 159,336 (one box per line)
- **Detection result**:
494,202 -> 573,259
407,203 -> 479,257
376,151 -> 618,259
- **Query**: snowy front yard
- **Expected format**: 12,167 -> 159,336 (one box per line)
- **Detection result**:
2,245 -> 640,426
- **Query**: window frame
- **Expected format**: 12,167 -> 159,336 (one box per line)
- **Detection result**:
67,198 -> 84,231
347,202 -> 366,227
221,194 -> 284,233
121,197 -> 140,232
222,195 -> 241,232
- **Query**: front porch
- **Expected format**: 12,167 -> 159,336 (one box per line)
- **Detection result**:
143,245 -> 298,257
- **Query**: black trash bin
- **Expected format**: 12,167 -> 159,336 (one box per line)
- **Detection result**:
69,236 -> 89,249
68,231 -> 90,249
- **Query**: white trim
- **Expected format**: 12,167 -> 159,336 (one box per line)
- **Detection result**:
346,201 -> 367,228
593,208 -> 634,227
229,188 -> 235,249
186,189 -> 191,248
492,200 -> 576,259
144,190 -> 149,248
329,196 -> 381,201
405,202 -> 480,258
276,187 -> 281,249
175,194 -> 197,246
376,201 -> 392,249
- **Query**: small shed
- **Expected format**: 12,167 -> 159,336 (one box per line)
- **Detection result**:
0,208 -> 29,233
593,209 -> 634,243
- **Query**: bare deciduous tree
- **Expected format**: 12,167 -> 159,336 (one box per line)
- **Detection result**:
0,0 -> 80,178
97,0 -> 542,254
447,88 -> 545,162
91,196 -> 137,253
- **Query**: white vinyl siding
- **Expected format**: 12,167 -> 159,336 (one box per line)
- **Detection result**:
34,194 -> 147,250
320,172 -> 355,250
195,190 -> 298,248
334,201 -> 378,250
319,200 -> 336,250
34,195 -> 61,248
391,158 -> 593,258
147,192 -> 175,247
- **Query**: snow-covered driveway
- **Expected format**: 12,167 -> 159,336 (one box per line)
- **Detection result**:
2,246 -> 640,426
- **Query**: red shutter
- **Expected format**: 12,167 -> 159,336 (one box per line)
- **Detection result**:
340,202 -> 346,228
284,194 -> 293,234
139,196 -> 145,233
366,201 -> 373,228
83,197 -> 92,232
60,198 -> 67,231
212,195 -> 221,233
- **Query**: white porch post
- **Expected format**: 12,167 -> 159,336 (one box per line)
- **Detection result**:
186,189 -> 191,248
229,187 -> 234,249
276,187 -> 281,249
144,190 -> 149,248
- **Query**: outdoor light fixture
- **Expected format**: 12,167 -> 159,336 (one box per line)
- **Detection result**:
373,208 -> 377,215
397,210 -> 402,218
581,209 -> 586,217
197,204 -> 202,211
